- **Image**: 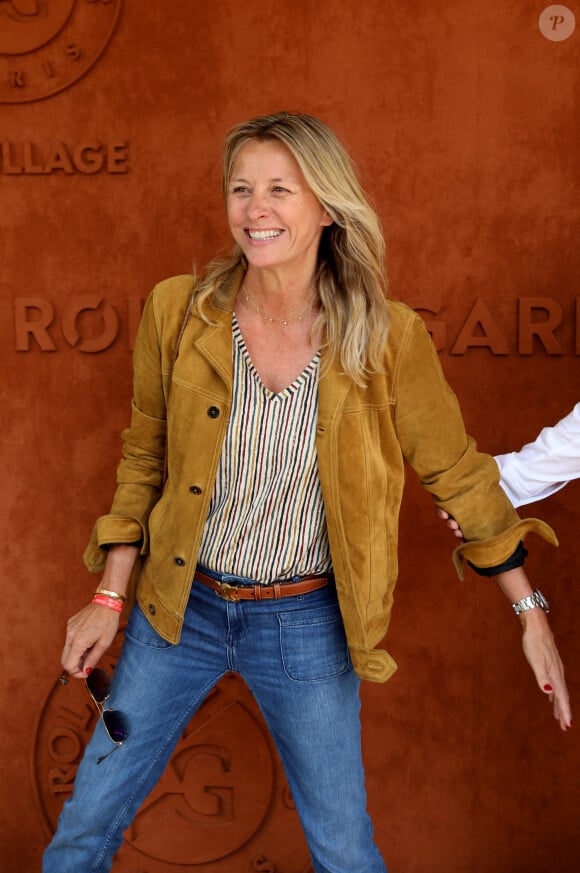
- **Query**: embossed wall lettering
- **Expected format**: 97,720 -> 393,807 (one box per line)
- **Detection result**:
1,140 -> 129,174
398,297 -> 579,356
13,296 -> 580,355
14,296 -> 143,352
0,0 -> 123,103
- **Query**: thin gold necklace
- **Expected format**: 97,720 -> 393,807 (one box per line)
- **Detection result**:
242,285 -> 313,326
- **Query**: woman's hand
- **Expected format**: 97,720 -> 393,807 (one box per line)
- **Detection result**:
495,567 -> 572,731
519,608 -> 572,731
61,602 -> 121,679
435,506 -> 465,540
60,544 -> 139,679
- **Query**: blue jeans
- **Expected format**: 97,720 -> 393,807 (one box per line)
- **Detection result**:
43,574 -> 387,873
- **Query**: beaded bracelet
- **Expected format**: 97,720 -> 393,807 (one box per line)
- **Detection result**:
95,588 -> 126,603
92,594 -> 123,613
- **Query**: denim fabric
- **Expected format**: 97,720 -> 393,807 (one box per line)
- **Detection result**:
43,578 -> 387,873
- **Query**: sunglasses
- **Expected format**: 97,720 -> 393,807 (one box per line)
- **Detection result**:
59,668 -> 129,764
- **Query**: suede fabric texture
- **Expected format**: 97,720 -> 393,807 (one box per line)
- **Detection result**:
84,271 -> 556,682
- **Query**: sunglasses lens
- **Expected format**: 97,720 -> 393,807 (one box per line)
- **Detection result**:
102,710 -> 129,744
86,668 -> 111,703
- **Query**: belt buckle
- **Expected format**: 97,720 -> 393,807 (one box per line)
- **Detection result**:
216,581 -> 240,601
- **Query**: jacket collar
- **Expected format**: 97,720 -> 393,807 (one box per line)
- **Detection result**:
189,268 -> 244,391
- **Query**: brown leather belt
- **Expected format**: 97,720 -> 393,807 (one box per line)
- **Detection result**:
194,568 -> 331,602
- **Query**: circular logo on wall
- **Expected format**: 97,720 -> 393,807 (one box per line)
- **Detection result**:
34,633 -> 313,872
0,0 -> 123,104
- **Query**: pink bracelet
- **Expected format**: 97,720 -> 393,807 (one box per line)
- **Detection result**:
92,594 -> 123,613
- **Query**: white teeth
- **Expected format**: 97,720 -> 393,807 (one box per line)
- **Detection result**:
248,230 -> 281,240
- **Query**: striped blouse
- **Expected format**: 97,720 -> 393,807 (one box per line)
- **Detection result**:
198,317 -> 332,583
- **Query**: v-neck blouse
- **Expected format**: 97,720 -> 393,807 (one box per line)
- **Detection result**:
197,317 -> 332,583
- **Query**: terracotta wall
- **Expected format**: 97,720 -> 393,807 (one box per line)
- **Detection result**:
1,2 -> 578,871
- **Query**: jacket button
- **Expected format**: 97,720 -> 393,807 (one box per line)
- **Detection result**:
148,603 -> 156,616
207,406 -> 220,418
189,485 -> 202,494
173,556 -> 186,567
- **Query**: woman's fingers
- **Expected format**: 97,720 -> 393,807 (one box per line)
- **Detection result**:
61,603 -> 120,678
435,506 -> 465,539
521,612 -> 572,731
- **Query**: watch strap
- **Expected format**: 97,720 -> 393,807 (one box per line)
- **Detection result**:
512,589 -> 550,616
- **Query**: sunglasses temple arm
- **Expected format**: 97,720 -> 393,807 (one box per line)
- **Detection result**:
97,743 -> 122,765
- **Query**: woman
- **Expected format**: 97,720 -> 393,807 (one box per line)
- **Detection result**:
43,112 -> 571,873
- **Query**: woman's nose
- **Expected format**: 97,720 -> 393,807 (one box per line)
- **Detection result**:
246,191 -> 269,219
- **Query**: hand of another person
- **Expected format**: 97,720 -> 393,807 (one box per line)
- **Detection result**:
61,602 -> 121,679
435,506 -> 465,540
518,609 -> 572,731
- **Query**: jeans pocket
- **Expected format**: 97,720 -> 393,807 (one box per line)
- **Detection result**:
278,603 -> 351,681
125,604 -> 174,650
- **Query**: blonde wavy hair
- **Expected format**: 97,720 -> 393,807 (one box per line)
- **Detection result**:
195,111 -> 389,385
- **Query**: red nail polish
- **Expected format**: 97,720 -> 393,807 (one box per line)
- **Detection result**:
84,666 -> 93,675
543,684 -> 553,692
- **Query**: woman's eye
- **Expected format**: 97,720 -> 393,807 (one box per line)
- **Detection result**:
231,185 -> 250,194
272,186 -> 290,194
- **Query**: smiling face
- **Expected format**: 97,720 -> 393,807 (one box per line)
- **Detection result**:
226,139 -> 333,280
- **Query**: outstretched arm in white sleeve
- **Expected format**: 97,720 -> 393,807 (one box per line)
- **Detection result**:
496,402 -> 580,508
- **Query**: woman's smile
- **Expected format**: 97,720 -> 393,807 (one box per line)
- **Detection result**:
246,228 -> 284,242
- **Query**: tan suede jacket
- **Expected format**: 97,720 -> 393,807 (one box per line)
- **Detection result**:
84,273 -> 556,682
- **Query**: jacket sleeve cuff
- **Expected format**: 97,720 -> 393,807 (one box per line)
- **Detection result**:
468,540 -> 527,577
452,518 -> 558,580
83,516 -> 149,573
350,648 -> 398,683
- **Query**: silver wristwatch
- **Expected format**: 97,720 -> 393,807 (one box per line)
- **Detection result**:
512,589 -> 550,616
